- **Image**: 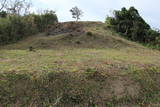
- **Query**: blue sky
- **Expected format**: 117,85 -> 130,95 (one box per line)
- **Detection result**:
32,0 -> 160,29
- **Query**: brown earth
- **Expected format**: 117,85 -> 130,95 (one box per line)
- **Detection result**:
46,22 -> 85,36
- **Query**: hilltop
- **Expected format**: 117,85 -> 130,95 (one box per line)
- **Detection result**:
0,21 -> 160,107
2,21 -> 144,49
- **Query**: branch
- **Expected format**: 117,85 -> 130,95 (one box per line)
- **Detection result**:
0,0 -> 7,11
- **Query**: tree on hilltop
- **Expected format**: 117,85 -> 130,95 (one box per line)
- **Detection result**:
70,6 -> 83,21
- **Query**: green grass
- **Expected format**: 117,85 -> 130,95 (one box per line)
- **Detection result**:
1,22 -> 144,50
0,21 -> 160,106
0,66 -> 160,106
0,48 -> 160,72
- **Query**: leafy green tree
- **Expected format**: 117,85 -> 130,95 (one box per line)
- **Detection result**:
106,7 -> 160,49
106,7 -> 151,42
0,10 -> 58,45
33,10 -> 58,32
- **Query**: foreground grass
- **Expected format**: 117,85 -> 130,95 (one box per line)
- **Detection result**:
0,48 -> 160,106
0,48 -> 160,72
0,67 -> 160,107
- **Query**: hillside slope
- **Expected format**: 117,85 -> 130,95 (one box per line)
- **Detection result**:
0,21 -> 160,107
1,21 -> 145,49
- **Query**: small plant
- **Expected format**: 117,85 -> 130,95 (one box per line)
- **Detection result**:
90,104 -> 98,107
86,31 -> 93,36
29,46 -> 33,51
85,68 -> 96,76
106,102 -> 114,107
75,41 -> 81,44
69,33 -> 74,37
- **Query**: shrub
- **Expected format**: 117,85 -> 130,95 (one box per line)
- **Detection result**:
85,68 -> 96,76
75,41 -> 81,44
33,10 -> 58,32
0,11 -> 7,18
0,15 -> 38,45
86,31 -> 93,36
0,10 -> 58,45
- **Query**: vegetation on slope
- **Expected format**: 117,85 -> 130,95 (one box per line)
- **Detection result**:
106,7 -> 160,49
0,10 -> 58,45
1,22 -> 145,49
0,21 -> 160,106
0,65 -> 160,106
0,2 -> 160,106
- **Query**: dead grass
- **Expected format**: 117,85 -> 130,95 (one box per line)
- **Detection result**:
0,21 -> 160,107
1,22 -> 145,50
0,48 -> 160,73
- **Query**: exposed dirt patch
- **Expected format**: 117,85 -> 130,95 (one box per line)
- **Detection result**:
99,76 -> 140,100
112,76 -> 140,98
46,22 -> 85,36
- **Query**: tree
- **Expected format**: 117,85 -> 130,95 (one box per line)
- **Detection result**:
106,6 -> 150,42
70,6 -> 83,21
0,0 -> 7,11
105,6 -> 160,49
33,10 -> 58,32
6,0 -> 31,15
0,10 -> 7,17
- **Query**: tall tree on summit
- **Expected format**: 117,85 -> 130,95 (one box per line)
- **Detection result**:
70,6 -> 83,21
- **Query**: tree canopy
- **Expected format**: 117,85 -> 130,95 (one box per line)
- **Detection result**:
0,9 -> 58,45
70,6 -> 83,21
106,7 -> 160,48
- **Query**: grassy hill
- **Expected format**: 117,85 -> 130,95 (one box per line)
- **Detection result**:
2,21 -> 144,49
0,21 -> 160,107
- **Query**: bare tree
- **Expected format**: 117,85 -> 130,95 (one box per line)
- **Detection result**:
0,0 -> 7,11
70,6 -> 83,21
6,0 -> 31,15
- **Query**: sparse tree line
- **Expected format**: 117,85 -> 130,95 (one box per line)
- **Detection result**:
0,0 -> 83,45
106,7 -> 160,49
0,0 -> 58,45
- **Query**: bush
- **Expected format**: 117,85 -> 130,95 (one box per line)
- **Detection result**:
0,11 -> 7,18
33,10 -> 58,32
75,41 -> 81,44
86,31 -> 93,36
0,15 -> 38,45
0,10 -> 58,45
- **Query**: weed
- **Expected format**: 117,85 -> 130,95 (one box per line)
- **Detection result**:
86,31 -> 93,36
106,102 -> 114,107
85,68 -> 96,76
